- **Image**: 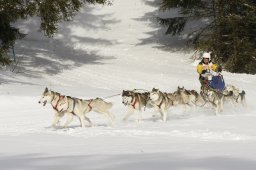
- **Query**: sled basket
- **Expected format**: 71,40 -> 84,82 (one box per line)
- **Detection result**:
209,75 -> 225,91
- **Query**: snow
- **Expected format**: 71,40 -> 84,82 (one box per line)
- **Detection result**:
1,0 -> 256,169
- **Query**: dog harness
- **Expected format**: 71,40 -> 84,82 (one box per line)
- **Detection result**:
157,99 -> 164,109
157,92 -> 166,109
88,99 -> 93,112
52,95 -> 64,111
131,96 -> 137,109
69,98 -> 76,115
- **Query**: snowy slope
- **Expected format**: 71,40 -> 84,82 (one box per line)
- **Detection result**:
1,0 -> 256,169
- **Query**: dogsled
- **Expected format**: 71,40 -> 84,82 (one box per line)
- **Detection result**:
200,70 -> 225,92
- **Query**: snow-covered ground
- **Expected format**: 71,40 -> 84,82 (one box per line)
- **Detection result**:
1,0 -> 256,169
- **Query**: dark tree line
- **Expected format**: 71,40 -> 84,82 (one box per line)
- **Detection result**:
159,0 -> 256,74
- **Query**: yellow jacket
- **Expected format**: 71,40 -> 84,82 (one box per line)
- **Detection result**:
197,61 -> 217,74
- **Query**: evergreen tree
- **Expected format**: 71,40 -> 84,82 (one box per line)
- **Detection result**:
0,0 -> 111,66
0,0 -> 26,66
158,0 -> 256,74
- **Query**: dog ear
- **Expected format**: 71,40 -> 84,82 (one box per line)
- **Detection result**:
152,88 -> 158,92
44,87 -> 48,93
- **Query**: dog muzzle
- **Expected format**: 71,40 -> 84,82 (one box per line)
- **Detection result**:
38,100 -> 47,106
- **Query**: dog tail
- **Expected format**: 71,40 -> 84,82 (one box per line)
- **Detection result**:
240,90 -> 246,100
239,90 -> 247,107
97,97 -> 113,109
106,102 -> 113,109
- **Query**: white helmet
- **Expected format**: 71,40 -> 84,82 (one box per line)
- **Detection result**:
202,52 -> 211,59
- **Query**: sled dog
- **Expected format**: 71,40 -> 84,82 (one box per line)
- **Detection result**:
148,88 -> 175,122
176,86 -> 204,107
122,90 -> 152,122
39,87 -> 114,128
200,87 -> 224,115
223,85 -> 246,106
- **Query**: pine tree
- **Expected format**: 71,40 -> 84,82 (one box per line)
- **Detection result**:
158,0 -> 256,74
0,0 -> 111,66
0,0 -> 27,66
219,0 -> 256,73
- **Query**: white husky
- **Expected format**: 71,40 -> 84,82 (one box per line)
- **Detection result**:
148,88 -> 175,122
176,86 -> 205,109
223,85 -> 246,106
39,88 -> 114,128
200,87 -> 224,115
121,90 -> 152,122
